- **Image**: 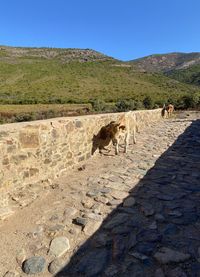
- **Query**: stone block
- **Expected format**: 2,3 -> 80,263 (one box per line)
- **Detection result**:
19,129 -> 39,148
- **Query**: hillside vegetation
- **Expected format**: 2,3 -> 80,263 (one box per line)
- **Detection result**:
166,64 -> 200,87
0,46 -> 199,105
0,46 -> 200,123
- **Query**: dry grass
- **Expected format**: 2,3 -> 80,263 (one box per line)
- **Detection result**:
0,104 -> 90,113
0,104 -> 92,124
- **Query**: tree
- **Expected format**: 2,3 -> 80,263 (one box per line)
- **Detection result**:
182,93 -> 200,109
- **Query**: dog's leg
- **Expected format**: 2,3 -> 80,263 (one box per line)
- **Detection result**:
124,133 -> 129,153
133,126 -> 136,144
112,138 -> 119,155
114,139 -> 119,155
136,123 -> 139,133
99,145 -> 105,154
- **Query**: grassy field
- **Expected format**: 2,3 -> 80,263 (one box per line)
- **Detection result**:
0,104 -> 92,123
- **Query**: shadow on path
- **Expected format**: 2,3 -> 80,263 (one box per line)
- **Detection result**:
56,119 -> 200,277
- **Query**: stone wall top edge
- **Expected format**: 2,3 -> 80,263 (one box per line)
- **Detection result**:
0,109 -> 162,131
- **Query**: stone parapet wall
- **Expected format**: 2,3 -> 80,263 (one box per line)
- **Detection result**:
0,109 -> 161,208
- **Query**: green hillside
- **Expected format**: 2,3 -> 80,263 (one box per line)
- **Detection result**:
166,64 -> 200,87
0,46 -> 199,107
0,45 -> 200,124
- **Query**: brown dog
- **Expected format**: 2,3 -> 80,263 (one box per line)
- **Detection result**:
166,104 -> 174,117
92,112 -> 137,155
92,122 -> 115,154
161,104 -> 174,118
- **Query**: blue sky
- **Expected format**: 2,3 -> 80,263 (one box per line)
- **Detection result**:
0,0 -> 200,60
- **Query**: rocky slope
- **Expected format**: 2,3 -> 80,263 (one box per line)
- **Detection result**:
130,52 -> 200,72
0,45 -> 115,63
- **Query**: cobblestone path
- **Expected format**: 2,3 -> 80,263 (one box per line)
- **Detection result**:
1,112 -> 200,277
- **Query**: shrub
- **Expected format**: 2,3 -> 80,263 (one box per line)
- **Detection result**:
115,99 -> 144,112
175,97 -> 186,109
90,99 -> 106,112
115,100 -> 131,112
15,113 -> 35,122
134,100 -> 144,110
143,96 -> 155,109
183,94 -> 200,109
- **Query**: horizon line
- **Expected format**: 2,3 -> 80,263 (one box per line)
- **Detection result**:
0,43 -> 200,62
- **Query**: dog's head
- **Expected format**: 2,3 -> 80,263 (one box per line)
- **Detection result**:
108,122 -> 121,136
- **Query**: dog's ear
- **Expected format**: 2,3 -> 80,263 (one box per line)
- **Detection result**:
92,134 -> 97,141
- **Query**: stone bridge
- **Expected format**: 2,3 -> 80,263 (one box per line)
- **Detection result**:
1,111 -> 200,277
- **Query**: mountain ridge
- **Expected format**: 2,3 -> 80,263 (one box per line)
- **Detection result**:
0,45 -> 116,63
1,45 -> 200,69
129,52 -> 200,72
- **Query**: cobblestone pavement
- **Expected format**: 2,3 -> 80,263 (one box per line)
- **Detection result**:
1,112 -> 200,277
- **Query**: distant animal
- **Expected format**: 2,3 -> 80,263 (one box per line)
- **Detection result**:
161,104 -> 174,118
161,104 -> 167,118
92,112 -> 137,155
166,104 -> 174,117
